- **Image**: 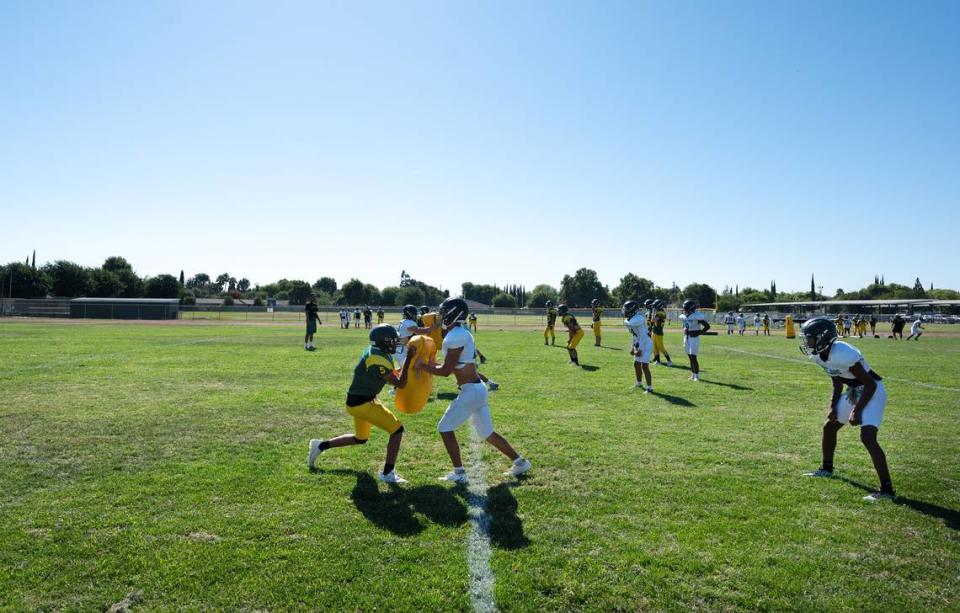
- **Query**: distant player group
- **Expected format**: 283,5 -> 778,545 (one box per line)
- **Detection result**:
303,294 -> 906,502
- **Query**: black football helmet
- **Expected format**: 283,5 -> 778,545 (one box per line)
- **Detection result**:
557,304 -> 569,316
369,324 -> 400,354
800,317 -> 838,356
643,299 -> 653,308
402,304 -> 418,321
419,305 -> 429,315
652,299 -> 663,309
622,300 -> 640,320
682,299 -> 698,315
545,300 -> 554,308
591,298 -> 600,308
438,297 -> 468,326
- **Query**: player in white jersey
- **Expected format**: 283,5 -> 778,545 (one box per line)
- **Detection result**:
800,317 -> 895,501
753,313 -> 762,335
724,312 -> 735,335
622,300 -> 653,392
736,313 -> 746,335
905,317 -> 924,341
414,298 -> 531,483
679,299 -> 711,381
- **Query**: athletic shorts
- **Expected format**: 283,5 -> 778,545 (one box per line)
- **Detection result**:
568,329 -> 584,349
306,319 -> 317,334
592,322 -> 601,335
683,334 -> 701,356
633,338 -> 653,363
437,382 -> 494,439
836,381 -> 886,429
346,398 -> 402,440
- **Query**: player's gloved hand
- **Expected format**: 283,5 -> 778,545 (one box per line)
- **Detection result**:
848,411 -> 862,426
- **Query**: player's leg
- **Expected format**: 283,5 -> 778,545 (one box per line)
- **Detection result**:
308,413 -> 372,469
806,419 -> 843,476
860,426 -> 894,496
544,326 -> 550,345
356,399 -> 407,482
437,390 -> 477,481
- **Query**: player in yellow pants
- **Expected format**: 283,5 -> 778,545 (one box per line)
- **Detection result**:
307,325 -> 417,483
544,301 -> 558,345
651,300 -> 672,365
591,299 -> 604,346
559,304 -> 584,366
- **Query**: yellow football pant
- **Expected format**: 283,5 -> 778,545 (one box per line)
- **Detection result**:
544,325 -> 555,341
345,398 -> 402,441
592,322 -> 601,336
568,329 -> 584,349
653,333 -> 666,355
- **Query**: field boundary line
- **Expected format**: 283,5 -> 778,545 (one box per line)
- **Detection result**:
465,433 -> 498,613
714,345 -> 960,392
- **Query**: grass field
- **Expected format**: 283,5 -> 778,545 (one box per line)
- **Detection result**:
1,319 -> 958,611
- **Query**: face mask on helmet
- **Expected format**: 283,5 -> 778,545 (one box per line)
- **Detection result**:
370,325 -> 399,353
622,301 -> 639,319
438,299 -> 468,328
799,318 -> 838,356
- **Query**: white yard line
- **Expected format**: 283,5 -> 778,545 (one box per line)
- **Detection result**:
465,434 -> 498,613
714,345 -> 960,393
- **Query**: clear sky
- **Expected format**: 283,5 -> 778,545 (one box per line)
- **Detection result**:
2,0 -> 958,295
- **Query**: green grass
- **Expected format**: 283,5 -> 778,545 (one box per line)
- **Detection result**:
1,319 -> 958,611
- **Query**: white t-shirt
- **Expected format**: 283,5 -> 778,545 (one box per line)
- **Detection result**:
397,318 -> 417,342
911,320 -> 922,333
624,313 -> 652,348
441,324 -> 477,370
680,310 -> 707,334
809,341 -> 873,384
754,315 -> 762,326
736,315 -> 745,328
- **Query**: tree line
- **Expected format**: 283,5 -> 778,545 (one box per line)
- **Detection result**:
2,257 -> 956,310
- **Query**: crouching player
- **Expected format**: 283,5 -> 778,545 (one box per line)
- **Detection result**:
307,325 -> 417,484
800,317 -> 895,501
623,300 -> 653,392
558,304 -> 585,366
415,298 -> 531,482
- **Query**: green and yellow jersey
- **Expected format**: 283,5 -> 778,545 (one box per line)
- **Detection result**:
592,307 -> 604,322
562,313 -> 580,331
652,309 -> 666,335
347,346 -> 395,400
546,307 -> 558,327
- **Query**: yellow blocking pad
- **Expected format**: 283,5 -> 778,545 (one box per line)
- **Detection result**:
395,335 -> 436,414
419,312 -> 444,350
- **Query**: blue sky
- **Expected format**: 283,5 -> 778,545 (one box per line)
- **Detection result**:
2,0 -> 958,295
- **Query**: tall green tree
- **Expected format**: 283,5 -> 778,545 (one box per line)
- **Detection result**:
102,256 -> 143,297
341,278 -> 369,305
527,284 -> 559,308
89,268 -> 123,297
1,262 -> 50,298
287,280 -> 314,305
144,274 -> 180,298
313,277 -> 337,295
559,268 -> 609,307
43,260 -> 93,297
611,274 -> 655,306
680,283 -> 717,308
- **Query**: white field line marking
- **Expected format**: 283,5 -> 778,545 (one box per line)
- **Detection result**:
714,345 -> 960,393
465,433 -> 497,613
0,335 -> 276,379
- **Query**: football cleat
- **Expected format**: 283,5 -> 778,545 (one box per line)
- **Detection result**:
487,382 -> 499,391
863,491 -> 896,502
504,458 -> 532,477
803,469 -> 834,478
440,469 -> 469,483
378,471 -> 409,484
307,439 -> 324,470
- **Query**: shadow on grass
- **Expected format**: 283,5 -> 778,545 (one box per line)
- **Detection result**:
595,345 -> 623,351
649,391 -> 696,407
698,379 -> 753,391
579,364 -> 600,372
318,469 -> 532,544
838,476 -> 960,531
437,392 -> 458,401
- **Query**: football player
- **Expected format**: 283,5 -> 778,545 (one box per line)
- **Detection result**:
544,300 -> 558,345
906,317 -> 924,341
376,306 -> 385,325
559,304 -> 585,366
736,312 -> 746,336
623,300 -> 654,392
724,311 -> 735,335
762,313 -> 771,336
591,299 -> 604,347
835,314 -> 845,337
307,325 -> 418,484
869,314 -> 877,337
680,299 -> 711,381
753,312 -> 762,335
651,299 -> 672,366
354,307 -> 361,329
414,298 -> 531,482
800,317 -> 895,501
468,312 -> 478,332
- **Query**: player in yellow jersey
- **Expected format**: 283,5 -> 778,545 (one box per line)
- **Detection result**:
559,304 -> 584,366
762,313 -> 770,336
544,301 -> 558,345
650,299 -> 673,366
468,312 -> 477,332
836,314 -> 845,337
591,299 -> 604,346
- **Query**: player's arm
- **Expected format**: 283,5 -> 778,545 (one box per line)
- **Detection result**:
416,346 -> 461,377
828,376 -> 843,421
385,345 -> 417,389
847,362 -> 877,425
699,315 -> 711,334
